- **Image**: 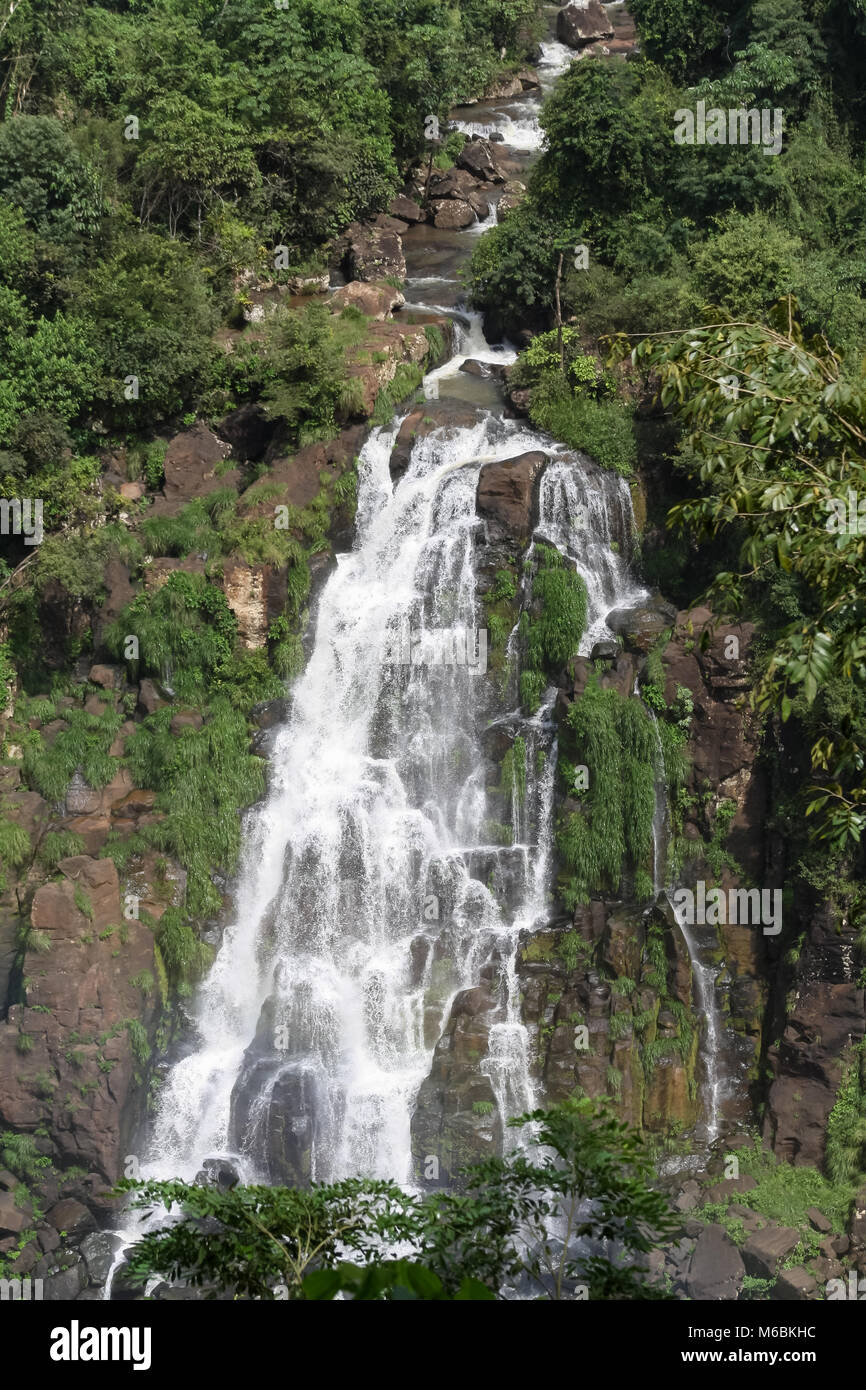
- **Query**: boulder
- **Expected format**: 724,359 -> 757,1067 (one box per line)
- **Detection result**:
772,1267 -> 818,1300
137,678 -> 166,716
373,213 -> 409,234
459,359 -> 506,380
45,1198 -> 96,1238
686,1225 -> 745,1300
557,0 -> 614,50
0,1188 -> 29,1235
43,1260 -> 86,1301
741,1226 -> 801,1278
329,280 -> 405,320
606,600 -> 677,653
158,424 -> 240,510
344,221 -> 407,283
87,664 -> 119,691
476,451 -> 549,542
807,1206 -> 833,1234
457,138 -> 506,184
286,271 -> 330,295
497,179 -> 526,222
388,195 -> 423,223
431,199 -> 476,230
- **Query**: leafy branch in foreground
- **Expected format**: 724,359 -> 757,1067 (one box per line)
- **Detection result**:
118,1099 -> 676,1300
610,298 -> 866,848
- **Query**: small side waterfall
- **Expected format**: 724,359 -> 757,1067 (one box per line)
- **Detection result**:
647,710 -> 724,1146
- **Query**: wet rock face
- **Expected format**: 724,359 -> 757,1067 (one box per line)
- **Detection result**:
410,982 -> 502,1187
476,451 -> 549,543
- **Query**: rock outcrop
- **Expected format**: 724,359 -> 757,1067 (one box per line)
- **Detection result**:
557,1 -> 614,50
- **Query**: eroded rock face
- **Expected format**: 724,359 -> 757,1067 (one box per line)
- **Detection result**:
155,423 -> 241,513
0,856 -> 159,1181
476,451 -> 549,542
219,562 -> 287,650
410,982 -> 502,1186
557,0 -> 614,50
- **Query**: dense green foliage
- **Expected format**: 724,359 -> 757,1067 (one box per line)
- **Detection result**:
119,1099 -> 677,1300
519,544 -> 587,713
556,677 -> 658,905
470,4 -> 866,354
0,0 -> 541,456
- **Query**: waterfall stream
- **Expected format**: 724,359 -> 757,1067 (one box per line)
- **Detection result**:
647,711 -> 725,1147
105,10 -> 725,1296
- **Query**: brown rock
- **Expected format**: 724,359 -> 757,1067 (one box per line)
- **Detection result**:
557,0 -> 614,49
330,280 -> 405,320
497,179 -> 526,222
705,1175 -> 758,1202
373,213 -> 410,234
0,1189 -> 30,1235
88,665 -> 119,691
771,1267 -> 818,1300
741,1226 -> 801,1278
220,562 -> 287,650
170,711 -> 204,735
808,1206 -> 833,1234
344,221 -> 406,283
45,1198 -> 95,1237
388,195 -> 423,223
158,423 -> 240,510
457,138 -> 506,184
431,199 -> 476,230
137,678 -> 166,716
476,451 -> 548,542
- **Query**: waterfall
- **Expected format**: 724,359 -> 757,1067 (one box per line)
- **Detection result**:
141,404 -> 641,1190
120,8 -> 680,1231
646,709 -> 724,1147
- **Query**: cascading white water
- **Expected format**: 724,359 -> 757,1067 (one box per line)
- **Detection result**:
452,106 -> 544,152
123,8 -> 668,1220
143,403 -> 642,1191
537,457 -> 647,648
